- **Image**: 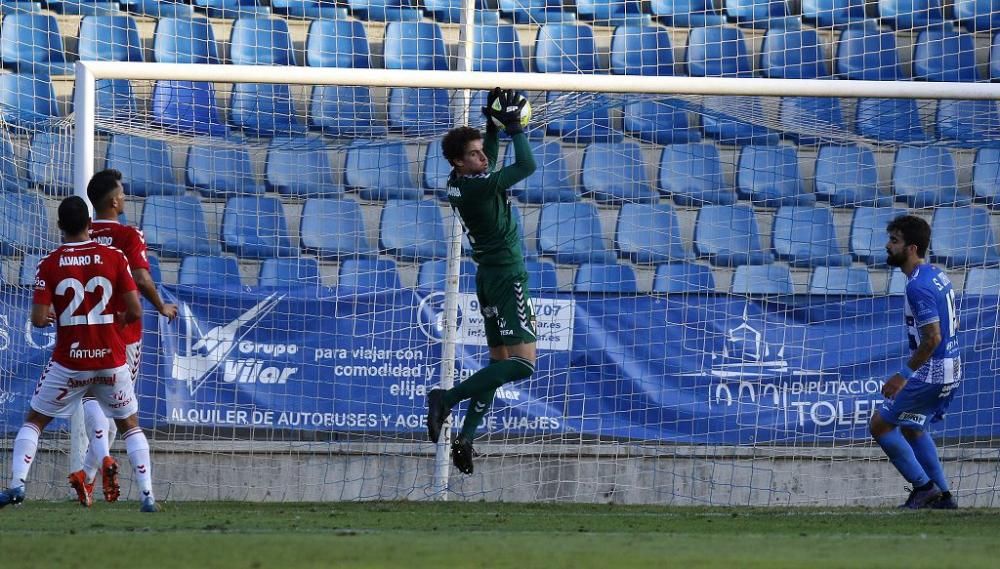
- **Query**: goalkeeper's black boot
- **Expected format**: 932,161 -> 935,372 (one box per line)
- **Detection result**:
929,491 -> 958,510
426,389 -> 449,443
451,438 -> 475,475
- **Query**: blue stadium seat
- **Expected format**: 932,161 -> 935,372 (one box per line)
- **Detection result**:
0,2 -> 41,14
534,23 -> 598,73
834,22 -> 903,80
258,257 -> 322,291
581,142 -> 658,204
192,0 -> 271,20
545,91 -> 621,144
892,147 -> 964,208
972,147 -> 1000,208
229,17 -> 294,66
686,25 -> 753,78
379,199 -> 449,262
623,98 -> 701,145
266,137 -> 341,198
526,259 -> 559,291
306,18 -> 370,68
0,136 -> 24,191
855,98 -> 927,143
221,196 -> 295,259
0,74 -> 59,131
611,24 -> 675,76
18,253 -> 42,287
504,140 -> 577,203
423,141 -> 451,199
954,0 -> 1000,32
887,267 -> 907,295
877,0 -> 944,29
387,87 -> 452,137
93,79 -> 138,121
310,86 -> 386,139
779,97 -> 846,146
800,0 -> 866,26
930,206 -> 1000,267
650,0 -> 726,26
228,83 -> 306,138
576,0 -> 642,20
498,0 -> 574,24
701,97 -> 779,145
537,202 -> 616,265
808,266 -> 874,294
615,203 -> 692,264
574,262 -> 638,293
723,0 -> 789,29
344,140 -> 421,201
299,198 -> 374,258
146,253 -> 162,283
78,15 -> 144,62
760,27 -> 827,79
474,21 -> 525,72
121,0 -> 196,18
0,13 -> 73,75
964,267 -> 1000,294
814,145 -> 892,207
736,146 -> 815,207
0,193 -> 47,255
337,258 -> 403,292
384,21 -> 448,71
186,144 -> 264,198
104,134 -> 183,196
652,262 -> 716,293
151,80 -> 227,136
936,100 -> 1000,146
345,0 -> 421,21
849,206 -> 908,265
694,204 -> 774,266
153,17 -> 219,64
771,206 -> 852,267
271,0 -> 346,18
36,0 -> 120,15
730,264 -> 794,294
912,24 -> 979,82
28,132 -> 73,195
658,143 -> 734,206
141,195 -> 219,257
178,255 -> 242,287
416,259 -> 477,292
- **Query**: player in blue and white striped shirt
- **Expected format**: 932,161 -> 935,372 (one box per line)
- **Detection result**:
870,215 -> 960,509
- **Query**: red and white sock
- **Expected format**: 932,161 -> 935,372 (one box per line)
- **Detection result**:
11,423 -> 41,489
123,427 -> 153,501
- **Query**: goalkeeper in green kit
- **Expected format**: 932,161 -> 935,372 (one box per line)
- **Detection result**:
427,88 -> 538,474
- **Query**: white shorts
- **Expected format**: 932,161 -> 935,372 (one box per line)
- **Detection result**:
126,341 -> 141,384
31,360 -> 138,419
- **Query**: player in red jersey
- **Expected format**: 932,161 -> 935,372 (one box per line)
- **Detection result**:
66,169 -> 177,506
0,196 -> 159,512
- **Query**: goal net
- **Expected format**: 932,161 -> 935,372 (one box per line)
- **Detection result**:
1,5 -> 999,507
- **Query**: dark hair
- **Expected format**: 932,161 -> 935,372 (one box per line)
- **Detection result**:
58,196 -> 91,235
887,214 -> 931,257
86,168 -> 123,210
441,126 -> 482,164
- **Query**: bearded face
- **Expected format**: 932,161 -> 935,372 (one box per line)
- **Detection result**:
885,230 -> 911,267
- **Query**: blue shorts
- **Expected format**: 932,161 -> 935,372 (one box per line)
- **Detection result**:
878,380 -> 960,430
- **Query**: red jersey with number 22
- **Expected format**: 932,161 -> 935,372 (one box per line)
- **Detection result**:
32,240 -> 138,370
90,220 -> 151,344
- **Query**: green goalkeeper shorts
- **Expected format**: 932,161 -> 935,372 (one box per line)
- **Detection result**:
474,264 -> 537,347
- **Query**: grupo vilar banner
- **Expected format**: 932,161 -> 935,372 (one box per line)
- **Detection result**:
1,286 -> 997,443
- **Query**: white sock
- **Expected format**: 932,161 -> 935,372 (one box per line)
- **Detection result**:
123,427 -> 153,501
11,423 -> 41,489
82,399 -> 110,483
106,418 -> 118,455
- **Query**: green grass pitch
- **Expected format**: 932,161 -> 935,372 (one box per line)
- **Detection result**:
0,501 -> 997,568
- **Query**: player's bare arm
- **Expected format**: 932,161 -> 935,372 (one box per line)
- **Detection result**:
29,304 -> 55,328
132,267 -> 177,320
121,289 -> 143,325
883,322 -> 942,399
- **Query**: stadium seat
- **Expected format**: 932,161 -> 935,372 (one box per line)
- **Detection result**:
849,206 -> 908,265
652,262 -> 716,293
93,79 -> 138,121
778,96 -> 846,146
153,17 -> 219,64
258,257 -> 322,291
834,22 -> 903,81
813,145 -> 892,207
266,137 -> 342,198
378,199 -> 449,262
504,140 -> 578,203
387,87 -> 452,137
877,0 -> 944,29
650,0 -> 726,26
0,136 -> 24,191
18,253 -> 42,287
611,24 -> 675,76
525,259 -> 559,291
271,0 -> 347,18
306,18 -> 371,68
228,83 -> 307,138
972,147 -> 1000,208
178,255 -> 242,287
221,196 -> 295,259
151,80 -> 227,136
912,24 -> 979,82
422,141 -> 452,199
310,86 -> 386,139
474,21 -> 526,72
576,0 -> 642,20
0,13 -> 73,75
573,262 -> 638,293
887,267 -> 907,295
686,25 -> 753,78
384,21 -> 448,71
141,195 -> 219,258
701,97 -> 779,145
337,258 -> 403,292
122,0 -> 196,18
954,0 -> 1000,32
498,0 -> 574,24
623,98 -> 702,145
760,27 -> 827,79
808,266 -> 874,294
104,134 -> 183,197
146,253 -> 162,283
191,0 -> 272,19
0,193 -> 47,256
936,100 -> 1000,145
299,198 -> 374,259
580,142 -> 658,204
615,203 -> 692,264
800,0 -> 866,27
534,23 -> 599,73
28,132 -> 73,195
345,0 -> 421,21
416,259 -> 477,292
736,146 -> 815,207
545,91 -> 621,144
855,98 -> 927,143
537,202 -> 617,265
771,206 -> 852,267
229,17 -> 294,66
930,206 -> 1000,267
658,143 -> 735,206
186,144 -> 265,198
344,140 -> 421,201
892,147 -> 964,208
694,204 -> 774,266
723,0 -> 789,29
963,267 -> 1000,294
730,264 -> 794,294
77,15 -> 144,62
0,74 -> 59,131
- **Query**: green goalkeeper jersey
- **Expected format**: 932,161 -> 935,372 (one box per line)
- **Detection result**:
446,131 -> 537,268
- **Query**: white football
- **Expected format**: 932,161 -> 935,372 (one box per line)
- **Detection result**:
490,96 -> 532,131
